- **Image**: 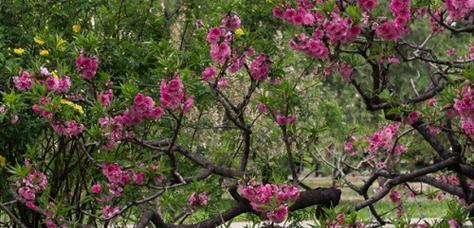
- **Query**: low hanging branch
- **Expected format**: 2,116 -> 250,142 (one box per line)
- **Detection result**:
134,187 -> 341,228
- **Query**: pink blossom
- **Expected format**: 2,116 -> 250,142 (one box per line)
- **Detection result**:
344,139 -> 356,155
275,113 -> 288,126
91,184 -> 101,193
221,15 -> 241,30
45,76 -> 59,91
338,62 -> 353,81
45,218 -> 57,228
187,192 -> 197,206
58,76 -> 71,93
445,0 -> 474,21
40,67 -> 50,76
32,97 -> 53,119
10,114 -> 19,124
207,27 -> 222,44
188,192 -> 207,207
448,219 -> 459,228
76,54 -> 99,80
198,193 -> 208,205
249,54 -> 271,81
228,56 -> 245,73
407,111 -> 421,124
428,125 -> 441,135
389,190 -> 402,204
426,98 -> 438,106
324,15 -> 360,44
51,120 -> 84,137
446,48 -> 457,56
357,0 -> 377,11
102,205 -> 120,219
18,187 -> 36,201
289,36 -> 329,60
437,191 -> 444,201
257,103 -> 267,113
160,76 -> 193,113
267,204 -> 288,223
13,71 -> 34,91
132,171 -> 146,185
375,21 -> 401,40
202,66 -> 217,81
25,201 -> 37,210
388,56 -> 400,64
367,123 -> 400,154
376,162 -> 386,169
195,19 -> 203,29
217,77 -> 229,89
273,6 -> 284,18
97,89 -> 113,107
210,42 -> 231,64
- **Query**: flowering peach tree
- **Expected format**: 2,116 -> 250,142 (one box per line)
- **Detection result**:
0,0 -> 474,227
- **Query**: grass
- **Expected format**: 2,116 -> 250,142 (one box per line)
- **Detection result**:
184,176 -> 452,225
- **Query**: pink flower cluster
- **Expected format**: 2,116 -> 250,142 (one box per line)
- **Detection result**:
344,136 -> 358,156
160,76 -> 193,113
367,123 -> 405,154
98,92 -> 164,149
206,15 -> 240,64
202,66 -> 217,82
187,192 -> 208,207
75,53 -> 99,80
32,98 -> 53,119
437,174 -> 460,186
249,54 -> 271,81
121,93 -> 164,126
100,163 -> 153,199
389,190 -> 402,204
275,112 -> 297,126
14,68 -> 71,93
375,0 -> 411,40
99,116 -> 129,150
97,89 -> 113,107
323,13 -> 361,44
32,98 -> 85,137
13,71 -> 34,91
239,182 -> 299,223
428,10 -> 444,32
45,76 -> 71,93
406,111 -> 421,125
220,14 -> 241,30
16,160 -> 48,210
102,205 -> 120,219
357,0 -> 377,11
453,85 -> 474,138
97,163 -> 162,218
50,120 -> 84,137
445,0 -> 474,21
272,3 -> 316,26
288,33 -> 329,60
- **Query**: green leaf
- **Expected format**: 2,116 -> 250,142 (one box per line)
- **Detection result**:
346,5 -> 361,24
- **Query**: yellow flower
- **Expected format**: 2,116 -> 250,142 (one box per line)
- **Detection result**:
0,155 -> 5,168
13,48 -> 25,55
72,24 -> 81,33
39,50 -> 50,56
34,37 -> 45,45
60,99 -> 84,115
235,28 -> 245,36
51,70 -> 59,78
56,38 -> 66,49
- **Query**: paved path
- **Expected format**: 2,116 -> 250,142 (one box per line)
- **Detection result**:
216,219 -> 473,227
